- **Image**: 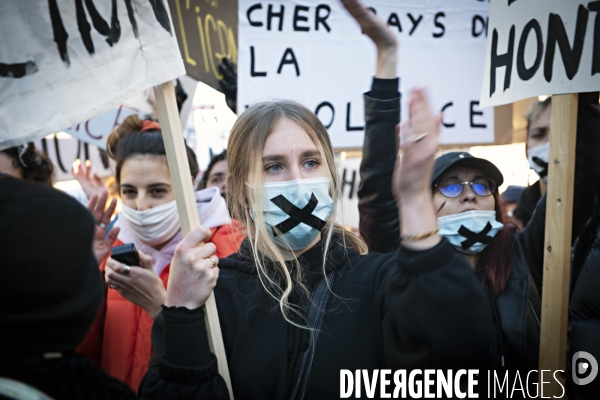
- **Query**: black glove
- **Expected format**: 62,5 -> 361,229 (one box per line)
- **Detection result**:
218,58 -> 237,113
175,78 -> 188,113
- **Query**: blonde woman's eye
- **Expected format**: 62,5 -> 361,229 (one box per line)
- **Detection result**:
266,164 -> 282,173
305,159 -> 318,168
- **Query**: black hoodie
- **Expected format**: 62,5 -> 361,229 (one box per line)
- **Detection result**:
140,234 -> 498,400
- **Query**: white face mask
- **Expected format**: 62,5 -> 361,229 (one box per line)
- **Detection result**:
437,210 -> 504,254
252,177 -> 334,251
527,142 -> 550,182
120,200 -> 181,247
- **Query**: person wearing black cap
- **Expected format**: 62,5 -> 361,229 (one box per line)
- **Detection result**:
0,175 -> 138,399
358,82 -> 600,381
384,90 -> 544,388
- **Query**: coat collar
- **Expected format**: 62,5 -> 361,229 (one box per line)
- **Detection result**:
222,233 -> 350,283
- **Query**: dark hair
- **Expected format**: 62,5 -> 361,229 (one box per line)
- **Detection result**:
0,143 -> 54,186
475,192 -> 514,297
106,115 -> 198,184
198,149 -> 227,190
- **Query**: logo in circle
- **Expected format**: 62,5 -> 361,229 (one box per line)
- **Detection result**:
572,351 -> 599,386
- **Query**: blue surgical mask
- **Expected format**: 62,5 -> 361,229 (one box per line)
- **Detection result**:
437,211 -> 504,254
252,177 -> 333,251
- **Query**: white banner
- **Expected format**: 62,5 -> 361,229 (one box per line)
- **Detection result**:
481,0 -> 600,108
238,0 -> 493,148
0,0 -> 185,151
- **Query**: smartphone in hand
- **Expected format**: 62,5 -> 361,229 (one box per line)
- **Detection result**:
110,243 -> 141,267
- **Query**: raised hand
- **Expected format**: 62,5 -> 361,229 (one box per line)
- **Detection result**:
394,89 -> 443,250
105,250 -> 165,319
165,227 -> 219,310
87,189 -> 120,264
340,0 -> 397,50
397,89 -> 442,194
218,58 -> 237,113
72,159 -> 105,200
340,0 -> 397,78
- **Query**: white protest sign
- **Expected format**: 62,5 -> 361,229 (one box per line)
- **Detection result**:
335,154 -> 361,229
64,105 -> 139,150
0,1 -> 185,151
36,134 -> 113,182
238,0 -> 493,148
481,0 -> 600,108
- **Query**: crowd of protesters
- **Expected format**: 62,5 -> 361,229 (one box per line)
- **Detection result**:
1,0 -> 599,399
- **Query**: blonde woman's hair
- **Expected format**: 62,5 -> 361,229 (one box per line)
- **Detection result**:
227,100 -> 368,328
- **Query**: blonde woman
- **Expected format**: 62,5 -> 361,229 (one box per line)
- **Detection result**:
139,6 -> 499,399
141,96 -> 501,399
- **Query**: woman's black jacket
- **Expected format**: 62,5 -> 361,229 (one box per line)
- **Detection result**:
140,234 -> 498,399
357,83 -> 600,374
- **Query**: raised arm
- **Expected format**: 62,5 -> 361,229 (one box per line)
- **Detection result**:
380,91 -> 496,370
358,84 -> 401,252
395,90 -> 442,251
340,0 -> 396,79
340,0 -> 402,252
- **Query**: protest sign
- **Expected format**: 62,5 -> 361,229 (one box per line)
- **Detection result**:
64,105 -> 140,150
481,0 -> 600,107
335,154 -> 361,229
168,0 -> 238,91
480,1 -> 600,395
238,0 -> 492,148
0,0 -> 185,151
35,134 -> 113,182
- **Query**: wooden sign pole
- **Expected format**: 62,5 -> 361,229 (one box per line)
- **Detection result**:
538,93 -> 578,396
153,80 -> 234,398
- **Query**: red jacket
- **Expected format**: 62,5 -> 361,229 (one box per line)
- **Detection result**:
78,222 -> 244,392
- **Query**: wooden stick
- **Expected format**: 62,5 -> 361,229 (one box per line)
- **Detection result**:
539,93 -> 578,396
153,80 -> 234,398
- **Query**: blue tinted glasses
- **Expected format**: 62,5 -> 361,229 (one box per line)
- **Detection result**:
435,178 -> 496,198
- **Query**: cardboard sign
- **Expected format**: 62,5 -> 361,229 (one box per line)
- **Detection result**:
238,0 -> 493,148
0,0 -> 185,151
168,0 -> 238,90
481,0 -> 600,107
